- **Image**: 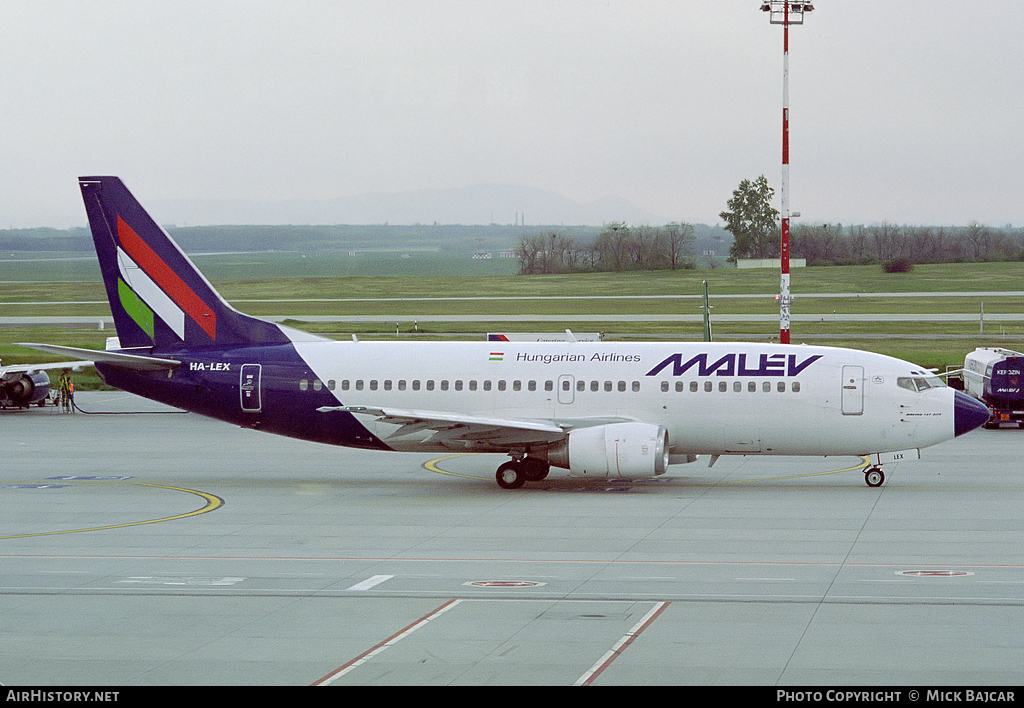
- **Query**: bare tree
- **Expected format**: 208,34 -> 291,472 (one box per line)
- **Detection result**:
663,222 -> 695,270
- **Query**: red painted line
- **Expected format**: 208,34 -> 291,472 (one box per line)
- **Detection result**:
7,553 -> 1024,570
575,601 -> 670,686
312,598 -> 461,685
116,216 -> 217,340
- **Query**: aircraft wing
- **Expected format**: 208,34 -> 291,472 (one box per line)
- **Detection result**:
1,360 -> 95,376
16,343 -> 180,371
319,405 -> 631,449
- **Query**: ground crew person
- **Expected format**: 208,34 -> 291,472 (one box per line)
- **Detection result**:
58,372 -> 72,413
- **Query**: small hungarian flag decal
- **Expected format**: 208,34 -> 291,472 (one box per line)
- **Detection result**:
489,352 -> 504,361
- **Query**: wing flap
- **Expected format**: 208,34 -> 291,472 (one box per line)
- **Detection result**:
318,405 -> 567,448
317,405 -> 641,451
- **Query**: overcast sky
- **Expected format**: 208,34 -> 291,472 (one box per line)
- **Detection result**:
2,1 -> 1022,229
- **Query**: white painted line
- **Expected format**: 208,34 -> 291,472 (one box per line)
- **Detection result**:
313,598 -> 462,686
859,579 -> 915,583
574,601 -> 670,686
346,574 -> 394,591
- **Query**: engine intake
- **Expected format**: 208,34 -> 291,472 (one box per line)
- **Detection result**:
548,422 -> 669,479
2,372 -> 50,407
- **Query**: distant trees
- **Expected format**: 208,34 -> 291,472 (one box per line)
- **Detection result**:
791,222 -> 1024,266
716,173 -> 1024,267
515,222 -> 696,275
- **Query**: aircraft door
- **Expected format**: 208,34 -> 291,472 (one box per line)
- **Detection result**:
841,365 -> 864,415
240,364 -> 262,412
557,374 -> 575,404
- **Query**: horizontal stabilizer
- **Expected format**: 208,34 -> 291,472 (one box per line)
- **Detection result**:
17,343 -> 180,371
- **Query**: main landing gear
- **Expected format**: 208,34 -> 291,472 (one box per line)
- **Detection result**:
864,466 -> 885,488
495,456 -> 550,490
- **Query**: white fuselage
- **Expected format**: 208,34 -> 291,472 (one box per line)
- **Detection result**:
293,340 -> 958,459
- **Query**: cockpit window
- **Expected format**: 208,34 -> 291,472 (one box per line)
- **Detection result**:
897,375 -> 946,392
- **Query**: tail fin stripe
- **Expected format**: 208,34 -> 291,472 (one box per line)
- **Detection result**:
116,277 -> 156,338
116,250 -> 185,340
116,216 -> 217,340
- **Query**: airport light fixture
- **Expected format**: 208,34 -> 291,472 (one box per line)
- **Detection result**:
761,0 -> 814,344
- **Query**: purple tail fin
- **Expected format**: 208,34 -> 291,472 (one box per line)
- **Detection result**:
79,177 -> 288,350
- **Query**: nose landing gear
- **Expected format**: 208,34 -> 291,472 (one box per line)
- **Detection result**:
864,466 -> 885,488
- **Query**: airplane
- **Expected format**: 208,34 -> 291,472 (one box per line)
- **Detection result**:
0,359 -> 92,409
19,176 -> 992,489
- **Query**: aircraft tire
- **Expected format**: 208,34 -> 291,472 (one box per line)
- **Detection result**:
496,461 -> 526,490
865,467 -> 884,488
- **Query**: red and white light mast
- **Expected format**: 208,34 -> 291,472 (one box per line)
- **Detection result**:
761,1 -> 813,344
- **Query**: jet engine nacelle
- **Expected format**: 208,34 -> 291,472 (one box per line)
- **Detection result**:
1,372 -> 50,407
548,422 -> 669,478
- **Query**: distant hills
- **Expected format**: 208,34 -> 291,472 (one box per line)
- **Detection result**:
1,183 -> 733,264
150,184 -> 669,227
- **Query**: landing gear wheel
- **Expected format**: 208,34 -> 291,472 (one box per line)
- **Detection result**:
496,461 -> 526,490
865,467 -> 885,488
521,457 -> 550,482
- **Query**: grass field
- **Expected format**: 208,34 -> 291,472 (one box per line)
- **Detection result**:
3,255 -> 1022,389
0,249 -> 519,283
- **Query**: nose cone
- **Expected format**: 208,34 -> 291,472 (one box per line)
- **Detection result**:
954,391 -> 991,436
